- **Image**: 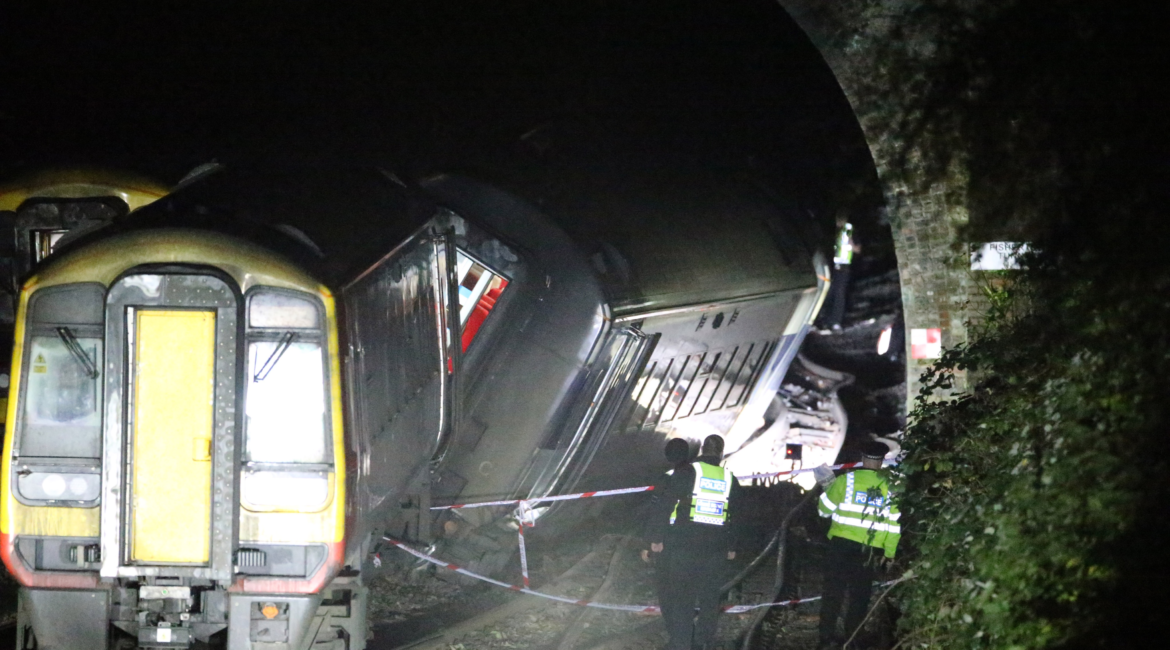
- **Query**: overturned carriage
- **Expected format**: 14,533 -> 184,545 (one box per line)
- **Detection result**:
0,166 -> 833,648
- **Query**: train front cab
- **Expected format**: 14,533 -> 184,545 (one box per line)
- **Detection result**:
1,230 -> 357,649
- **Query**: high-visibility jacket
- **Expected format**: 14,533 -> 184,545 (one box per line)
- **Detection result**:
818,469 -> 900,558
833,223 -> 854,265
670,462 -> 734,526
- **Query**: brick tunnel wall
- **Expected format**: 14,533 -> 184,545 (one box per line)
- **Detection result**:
778,0 -> 989,407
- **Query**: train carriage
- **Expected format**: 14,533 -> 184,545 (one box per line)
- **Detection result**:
0,166 -> 833,649
2,229 -> 353,648
0,170 -> 172,419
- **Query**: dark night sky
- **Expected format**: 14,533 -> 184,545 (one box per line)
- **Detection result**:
0,1 -> 882,233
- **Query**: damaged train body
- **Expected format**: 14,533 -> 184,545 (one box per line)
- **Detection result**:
0,166 -> 837,648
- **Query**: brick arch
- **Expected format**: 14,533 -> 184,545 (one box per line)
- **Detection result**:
778,0 -> 977,406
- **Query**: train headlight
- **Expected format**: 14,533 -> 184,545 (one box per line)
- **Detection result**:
42,474 -> 66,497
16,471 -> 100,503
242,471 -> 331,512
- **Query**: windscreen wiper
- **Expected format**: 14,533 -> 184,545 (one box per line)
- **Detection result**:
253,331 -> 296,382
55,327 -> 99,379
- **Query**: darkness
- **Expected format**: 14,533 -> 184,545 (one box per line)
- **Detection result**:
0,1 -> 883,232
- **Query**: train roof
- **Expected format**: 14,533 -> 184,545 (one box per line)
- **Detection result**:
423,170 -> 822,315
64,165 -> 822,313
0,168 -> 169,212
27,228 -> 325,296
96,166 -> 431,289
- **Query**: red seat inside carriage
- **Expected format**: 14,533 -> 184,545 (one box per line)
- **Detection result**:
461,282 -> 507,352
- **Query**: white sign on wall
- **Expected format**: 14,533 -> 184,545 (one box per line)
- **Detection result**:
910,328 -> 942,360
970,242 -> 1030,271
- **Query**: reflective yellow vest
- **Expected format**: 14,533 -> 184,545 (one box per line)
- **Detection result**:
818,469 -> 901,558
834,223 -> 854,265
670,462 -> 733,526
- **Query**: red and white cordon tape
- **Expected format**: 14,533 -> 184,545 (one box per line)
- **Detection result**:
515,501 -> 535,588
385,537 -> 658,613
430,485 -> 656,511
384,537 -> 895,614
429,460 -> 898,512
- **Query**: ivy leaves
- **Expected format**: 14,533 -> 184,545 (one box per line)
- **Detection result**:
893,265 -> 1169,648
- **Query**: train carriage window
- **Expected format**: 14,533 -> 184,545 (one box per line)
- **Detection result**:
32,229 -> 68,264
456,250 -> 508,352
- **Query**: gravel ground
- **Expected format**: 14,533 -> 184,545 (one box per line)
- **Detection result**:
365,522 -> 841,650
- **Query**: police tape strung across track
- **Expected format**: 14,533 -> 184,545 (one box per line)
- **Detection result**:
429,460 -> 898,511
384,537 -> 896,615
429,485 -> 657,510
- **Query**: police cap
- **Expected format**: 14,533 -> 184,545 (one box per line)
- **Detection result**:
861,441 -> 890,461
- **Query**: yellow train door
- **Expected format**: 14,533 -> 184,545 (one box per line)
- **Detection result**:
129,310 -> 216,564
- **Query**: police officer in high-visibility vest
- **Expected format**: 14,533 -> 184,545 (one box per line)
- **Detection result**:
816,441 -> 900,649
647,434 -> 742,650
822,217 -> 856,330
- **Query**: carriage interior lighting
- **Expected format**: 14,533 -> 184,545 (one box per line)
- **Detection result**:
242,472 -> 330,510
877,326 -> 893,355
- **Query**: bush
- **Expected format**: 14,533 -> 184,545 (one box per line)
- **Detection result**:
869,3 -> 1170,645
894,263 -> 1170,648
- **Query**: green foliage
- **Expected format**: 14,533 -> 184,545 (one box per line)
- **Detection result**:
858,2 -> 1170,645
894,264 -> 1170,648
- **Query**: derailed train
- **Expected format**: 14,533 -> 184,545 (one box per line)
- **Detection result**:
0,166 -> 835,649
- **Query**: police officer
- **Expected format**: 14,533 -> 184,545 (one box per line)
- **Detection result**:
822,217 -> 857,330
648,434 -> 742,650
816,441 -> 900,649
643,438 -> 695,624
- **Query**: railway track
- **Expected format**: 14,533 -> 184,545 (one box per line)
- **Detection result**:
368,483 -> 841,650
376,535 -> 653,650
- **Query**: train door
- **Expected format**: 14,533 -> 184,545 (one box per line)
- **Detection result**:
343,225 -> 461,545
129,310 -> 215,563
100,273 -> 239,584
520,325 -> 657,501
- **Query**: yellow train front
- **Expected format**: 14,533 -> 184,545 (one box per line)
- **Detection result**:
1,228 -> 357,648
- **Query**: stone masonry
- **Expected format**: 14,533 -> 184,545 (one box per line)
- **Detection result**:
778,0 -> 978,406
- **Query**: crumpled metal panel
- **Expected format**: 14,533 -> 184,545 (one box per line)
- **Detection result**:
343,225 -> 453,546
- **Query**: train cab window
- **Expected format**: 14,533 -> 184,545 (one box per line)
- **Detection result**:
456,250 -> 509,352
243,290 -> 329,466
18,283 -> 105,460
21,335 -> 102,458
245,340 -> 327,463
